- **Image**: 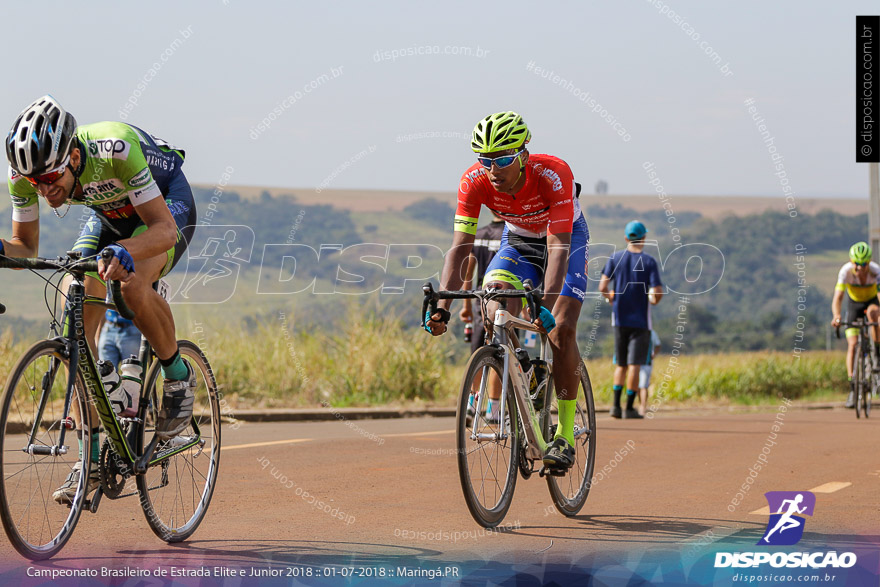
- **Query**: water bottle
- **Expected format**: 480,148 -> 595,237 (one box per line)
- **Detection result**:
515,348 -> 533,387
464,322 -> 473,343
115,357 -> 142,418
529,359 -> 550,410
98,359 -> 120,396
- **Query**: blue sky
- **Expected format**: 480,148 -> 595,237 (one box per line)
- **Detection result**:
2,1 -> 875,198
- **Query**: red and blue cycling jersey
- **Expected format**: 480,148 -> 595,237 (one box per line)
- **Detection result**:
455,154 -> 582,238
454,154 -> 589,302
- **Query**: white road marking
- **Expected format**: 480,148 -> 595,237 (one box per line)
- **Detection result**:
223,438 -> 312,451
750,481 -> 852,514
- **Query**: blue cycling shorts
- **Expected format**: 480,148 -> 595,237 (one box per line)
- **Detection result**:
483,215 -> 589,302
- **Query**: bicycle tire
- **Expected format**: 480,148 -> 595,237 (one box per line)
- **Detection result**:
862,354 -> 872,419
0,339 -> 91,560
136,340 -> 220,542
544,361 -> 597,516
456,345 -> 520,528
855,347 -> 864,419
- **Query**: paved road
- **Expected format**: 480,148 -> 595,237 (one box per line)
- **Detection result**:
1,406 -> 878,579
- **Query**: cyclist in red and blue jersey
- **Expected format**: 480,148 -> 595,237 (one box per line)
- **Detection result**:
425,111 -> 589,470
3,96 -> 197,502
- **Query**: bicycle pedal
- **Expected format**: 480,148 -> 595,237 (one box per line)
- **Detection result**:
538,465 -> 567,478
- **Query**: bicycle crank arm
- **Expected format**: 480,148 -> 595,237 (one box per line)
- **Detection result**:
87,486 -> 104,513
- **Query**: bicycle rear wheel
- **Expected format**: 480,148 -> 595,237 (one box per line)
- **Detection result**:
456,346 -> 520,528
136,340 -> 220,542
0,339 -> 91,559
543,361 -> 597,516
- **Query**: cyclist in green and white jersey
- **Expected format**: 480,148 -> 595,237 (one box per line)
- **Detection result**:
3,95 -> 198,502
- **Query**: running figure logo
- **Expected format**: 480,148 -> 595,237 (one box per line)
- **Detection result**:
759,491 -> 816,546
170,225 -> 255,304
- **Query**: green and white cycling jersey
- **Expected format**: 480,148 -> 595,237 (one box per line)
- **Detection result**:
7,121 -> 185,224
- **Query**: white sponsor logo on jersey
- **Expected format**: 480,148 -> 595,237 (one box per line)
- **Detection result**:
82,178 -> 125,202
128,167 -> 151,188
86,138 -> 131,160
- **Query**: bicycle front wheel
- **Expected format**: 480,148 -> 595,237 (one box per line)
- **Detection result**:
136,340 -> 220,542
0,339 -> 91,559
544,360 -> 597,516
862,354 -> 872,419
456,345 -> 520,528
856,351 -> 866,419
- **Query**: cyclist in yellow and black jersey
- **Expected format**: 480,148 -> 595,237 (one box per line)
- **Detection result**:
831,242 -> 880,408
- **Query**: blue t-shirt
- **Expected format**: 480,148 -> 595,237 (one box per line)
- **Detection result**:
602,249 -> 663,329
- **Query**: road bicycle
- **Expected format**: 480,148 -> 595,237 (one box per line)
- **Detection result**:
422,282 -> 596,528
837,318 -> 879,419
0,251 -> 220,559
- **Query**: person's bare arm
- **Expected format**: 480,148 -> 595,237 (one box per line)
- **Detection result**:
649,285 -> 663,305
99,197 -> 178,281
3,220 -> 40,258
831,288 -> 845,326
598,273 -> 613,302
460,253 -> 476,322
426,231 -> 475,335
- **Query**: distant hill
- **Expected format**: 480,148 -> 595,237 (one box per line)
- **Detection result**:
189,184 -> 871,219
0,183 -> 868,355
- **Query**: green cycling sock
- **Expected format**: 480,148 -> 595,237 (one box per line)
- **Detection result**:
91,432 -> 100,463
78,431 -> 101,463
161,351 -> 188,381
554,399 -> 576,446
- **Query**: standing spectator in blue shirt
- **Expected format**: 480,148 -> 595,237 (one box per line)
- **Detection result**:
98,309 -> 142,368
598,221 -> 664,419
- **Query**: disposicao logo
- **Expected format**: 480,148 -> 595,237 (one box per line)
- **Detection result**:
714,491 -> 857,570
759,491 -> 815,546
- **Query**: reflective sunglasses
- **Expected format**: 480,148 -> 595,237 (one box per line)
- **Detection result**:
24,157 -> 69,186
477,150 -> 524,170
855,261 -> 869,267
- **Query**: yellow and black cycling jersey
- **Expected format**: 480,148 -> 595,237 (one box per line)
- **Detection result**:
836,261 -> 880,302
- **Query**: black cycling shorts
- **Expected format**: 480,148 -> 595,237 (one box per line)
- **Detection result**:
614,326 -> 651,366
846,296 -> 880,322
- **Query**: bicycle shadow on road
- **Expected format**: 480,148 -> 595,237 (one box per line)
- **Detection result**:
107,539 -> 449,568
513,514 -> 880,552
513,515 -> 762,545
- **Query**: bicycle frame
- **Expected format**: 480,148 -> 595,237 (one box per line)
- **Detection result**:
40,279 -> 203,476
469,308 -> 548,460
472,308 -> 589,462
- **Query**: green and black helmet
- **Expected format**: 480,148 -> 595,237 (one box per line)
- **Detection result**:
849,241 -> 872,264
471,111 -> 531,154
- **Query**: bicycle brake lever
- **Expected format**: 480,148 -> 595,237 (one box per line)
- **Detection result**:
421,282 -> 437,327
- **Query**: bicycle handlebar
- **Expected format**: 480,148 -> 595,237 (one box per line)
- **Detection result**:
99,250 -> 136,321
0,252 -> 135,321
421,281 -> 544,329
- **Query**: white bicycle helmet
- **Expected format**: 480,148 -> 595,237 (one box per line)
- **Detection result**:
6,95 -> 77,176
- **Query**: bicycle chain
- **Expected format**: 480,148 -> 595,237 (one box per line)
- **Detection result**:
99,438 -> 130,499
